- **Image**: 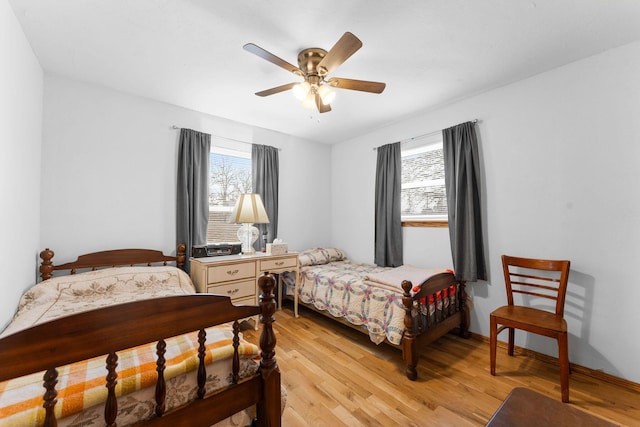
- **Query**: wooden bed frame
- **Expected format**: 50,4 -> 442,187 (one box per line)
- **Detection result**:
401,274 -> 470,380
292,268 -> 469,381
0,245 -> 281,427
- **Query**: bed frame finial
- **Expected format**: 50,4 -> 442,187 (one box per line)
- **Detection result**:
39,249 -> 55,281
176,243 -> 186,270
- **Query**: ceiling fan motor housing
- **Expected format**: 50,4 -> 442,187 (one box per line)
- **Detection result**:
297,48 -> 328,79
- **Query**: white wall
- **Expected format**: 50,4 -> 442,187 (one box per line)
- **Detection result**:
332,40 -> 640,383
41,75 -> 331,263
0,0 -> 43,329
253,127 -> 333,250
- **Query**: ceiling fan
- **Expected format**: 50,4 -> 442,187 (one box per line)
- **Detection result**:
243,32 -> 386,113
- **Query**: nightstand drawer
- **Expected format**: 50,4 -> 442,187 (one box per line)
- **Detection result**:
207,279 -> 255,300
233,295 -> 256,306
208,262 -> 255,283
260,257 -> 297,271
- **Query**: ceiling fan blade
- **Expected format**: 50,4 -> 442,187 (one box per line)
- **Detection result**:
243,43 -> 303,76
317,32 -> 362,76
255,82 -> 297,97
326,77 -> 386,94
315,92 -> 331,113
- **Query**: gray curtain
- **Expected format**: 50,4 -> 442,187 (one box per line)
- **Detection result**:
374,142 -> 403,267
176,128 -> 211,272
443,121 -> 487,282
252,144 -> 279,251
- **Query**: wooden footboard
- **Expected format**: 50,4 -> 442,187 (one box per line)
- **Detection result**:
401,272 -> 469,380
0,272 -> 281,427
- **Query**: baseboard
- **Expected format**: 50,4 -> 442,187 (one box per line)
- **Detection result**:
469,332 -> 640,393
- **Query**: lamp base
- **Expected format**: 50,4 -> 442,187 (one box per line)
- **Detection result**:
237,223 -> 259,255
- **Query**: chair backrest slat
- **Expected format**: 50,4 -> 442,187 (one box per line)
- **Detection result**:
502,255 -> 571,316
510,280 -> 560,293
512,289 -> 558,301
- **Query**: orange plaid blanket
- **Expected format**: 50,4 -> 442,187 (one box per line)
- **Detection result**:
0,324 -> 259,426
0,267 -> 261,426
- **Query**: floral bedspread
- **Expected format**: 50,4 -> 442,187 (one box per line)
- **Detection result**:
0,267 -> 260,427
282,259 -> 455,346
282,260 -> 417,345
1,266 -> 196,337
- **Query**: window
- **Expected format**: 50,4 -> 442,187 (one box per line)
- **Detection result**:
401,133 -> 448,227
208,145 -> 251,243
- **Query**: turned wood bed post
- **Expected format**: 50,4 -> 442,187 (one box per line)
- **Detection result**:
40,248 -> 55,281
176,243 -> 186,271
401,280 -> 418,381
457,281 -> 470,338
256,272 -> 281,427
42,368 -> 58,427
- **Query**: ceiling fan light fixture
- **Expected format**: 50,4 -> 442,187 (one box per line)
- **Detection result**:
292,81 -> 310,100
318,84 -> 336,105
301,89 -> 316,109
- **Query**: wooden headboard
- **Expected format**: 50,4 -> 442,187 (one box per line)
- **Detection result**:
39,244 -> 187,281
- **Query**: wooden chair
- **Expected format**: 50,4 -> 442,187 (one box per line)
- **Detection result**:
490,255 -> 571,402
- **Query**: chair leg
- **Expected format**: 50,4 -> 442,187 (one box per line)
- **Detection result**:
507,327 -> 515,356
558,332 -> 570,403
490,315 -> 497,375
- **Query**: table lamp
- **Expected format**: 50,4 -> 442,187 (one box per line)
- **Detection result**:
230,193 -> 270,254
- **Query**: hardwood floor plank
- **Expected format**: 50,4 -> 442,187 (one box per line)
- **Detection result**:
243,305 -> 639,426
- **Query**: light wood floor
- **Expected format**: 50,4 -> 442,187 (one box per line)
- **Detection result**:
244,304 -> 639,426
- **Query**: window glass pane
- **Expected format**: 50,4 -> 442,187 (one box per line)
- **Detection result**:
208,148 -> 251,243
401,136 -> 448,220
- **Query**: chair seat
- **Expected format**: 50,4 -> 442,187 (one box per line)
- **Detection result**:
491,305 -> 567,334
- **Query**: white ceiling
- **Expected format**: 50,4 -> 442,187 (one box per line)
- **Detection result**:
9,0 -> 640,144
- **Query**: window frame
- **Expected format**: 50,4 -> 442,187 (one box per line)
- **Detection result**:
400,133 -> 448,228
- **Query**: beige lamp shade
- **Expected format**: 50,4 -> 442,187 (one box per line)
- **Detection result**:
230,193 -> 270,224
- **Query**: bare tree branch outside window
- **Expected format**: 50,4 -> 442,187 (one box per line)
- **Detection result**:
208,151 -> 252,242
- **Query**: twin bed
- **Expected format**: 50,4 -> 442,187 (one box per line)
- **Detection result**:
281,247 -> 469,380
0,245 -> 281,427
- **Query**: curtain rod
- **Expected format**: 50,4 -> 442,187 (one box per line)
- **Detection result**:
172,125 -> 283,151
172,125 -> 252,147
372,119 -> 479,151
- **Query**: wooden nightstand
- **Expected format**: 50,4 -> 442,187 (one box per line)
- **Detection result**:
190,252 -> 300,326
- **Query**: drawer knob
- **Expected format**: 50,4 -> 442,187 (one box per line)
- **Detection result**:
227,269 -> 239,276
227,288 -> 240,295
275,261 -> 284,266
